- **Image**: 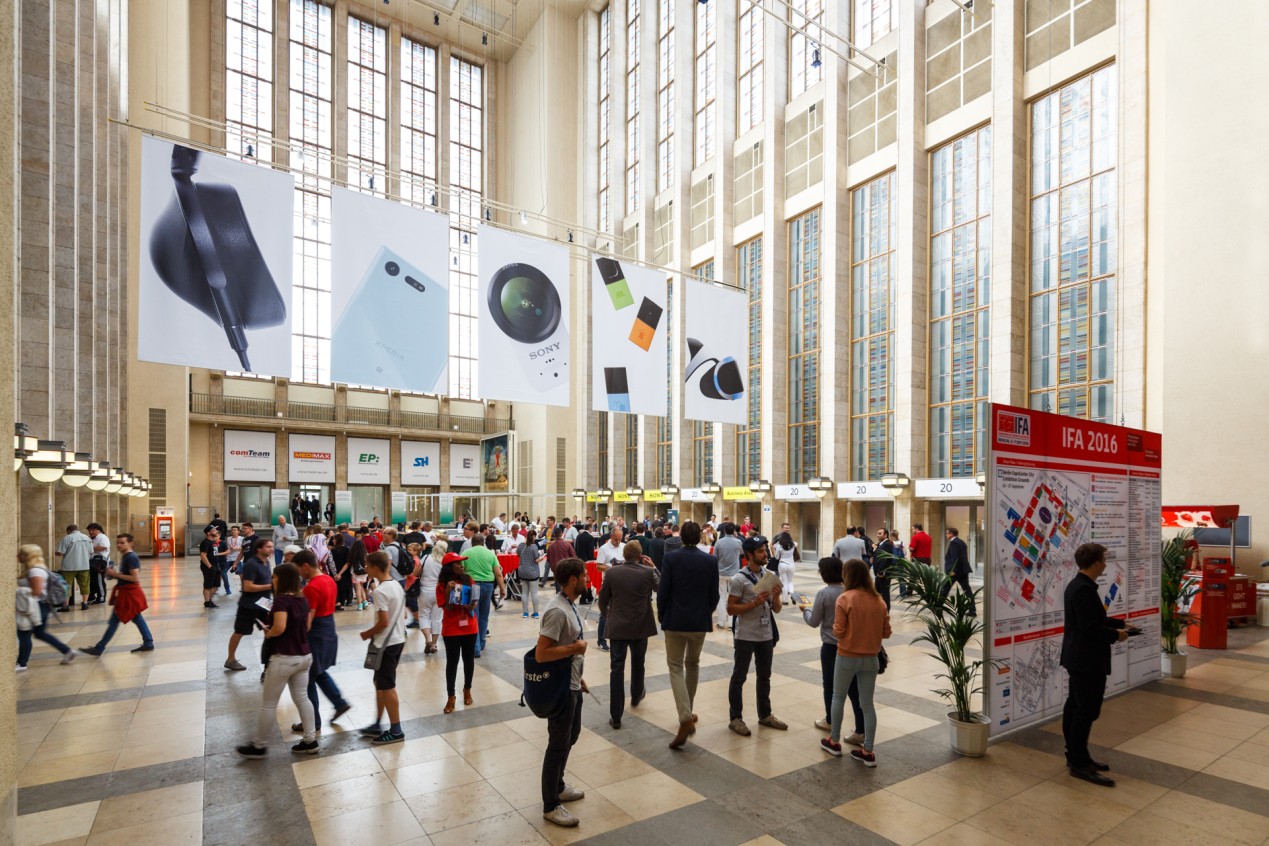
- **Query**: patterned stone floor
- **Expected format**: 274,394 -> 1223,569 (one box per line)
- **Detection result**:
13,558 -> 1269,846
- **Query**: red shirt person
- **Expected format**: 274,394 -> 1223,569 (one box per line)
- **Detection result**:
296,550 -> 351,731
909,525 -> 933,563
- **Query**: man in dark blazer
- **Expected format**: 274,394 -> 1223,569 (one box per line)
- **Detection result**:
1060,542 -> 1133,787
598,540 -> 660,730
939,527 -> 976,616
657,521 -> 720,750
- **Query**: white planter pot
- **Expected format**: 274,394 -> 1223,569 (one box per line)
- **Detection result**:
1161,651 -> 1188,678
947,712 -> 990,757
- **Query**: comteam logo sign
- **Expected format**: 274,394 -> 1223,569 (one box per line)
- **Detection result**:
400,440 -> 441,486
224,430 -> 276,482
347,437 -> 390,485
996,409 -> 1032,448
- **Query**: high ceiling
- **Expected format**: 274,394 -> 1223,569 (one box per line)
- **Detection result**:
348,0 -> 594,62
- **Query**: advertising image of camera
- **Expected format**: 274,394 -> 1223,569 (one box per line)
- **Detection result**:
487,262 -> 570,392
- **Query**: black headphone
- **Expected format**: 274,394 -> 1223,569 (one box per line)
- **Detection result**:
685,338 -> 745,401
149,144 -> 286,372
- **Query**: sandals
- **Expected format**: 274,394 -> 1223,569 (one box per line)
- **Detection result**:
463,689 -> 474,706
443,695 -> 456,714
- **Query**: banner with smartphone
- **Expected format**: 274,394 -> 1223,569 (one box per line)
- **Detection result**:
330,188 -> 450,393
683,279 -> 749,425
137,136 -> 294,376
477,226 -> 571,407
590,255 -> 668,416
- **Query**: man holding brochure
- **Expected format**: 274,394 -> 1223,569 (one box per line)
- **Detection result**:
726,537 -> 788,736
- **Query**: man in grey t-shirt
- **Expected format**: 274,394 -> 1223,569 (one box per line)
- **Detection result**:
713,524 -> 744,629
833,526 -> 867,563
56,524 -> 94,610
726,537 -> 787,736
537,559 -> 589,829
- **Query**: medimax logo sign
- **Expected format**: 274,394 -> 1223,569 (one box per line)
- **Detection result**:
294,451 -> 333,461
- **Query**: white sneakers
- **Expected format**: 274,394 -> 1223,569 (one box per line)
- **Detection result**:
60,651 -> 77,665
543,806 -> 579,827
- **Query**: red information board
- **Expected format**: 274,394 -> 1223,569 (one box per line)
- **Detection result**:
985,404 -> 1162,735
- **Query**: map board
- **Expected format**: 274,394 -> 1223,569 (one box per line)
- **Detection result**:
985,404 -> 1162,736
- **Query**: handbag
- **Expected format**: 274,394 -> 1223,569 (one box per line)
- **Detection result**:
364,641 -> 384,670
878,646 -> 889,675
520,647 -> 573,718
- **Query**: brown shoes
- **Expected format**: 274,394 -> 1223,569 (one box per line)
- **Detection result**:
669,721 -> 694,749
463,688 -> 474,706
443,695 -> 456,714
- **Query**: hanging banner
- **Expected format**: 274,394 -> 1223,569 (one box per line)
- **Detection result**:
400,440 -> 441,486
224,430 -> 276,482
330,188 -> 449,392
347,437 -> 390,485
450,443 -> 480,487
684,279 -> 748,425
481,434 -> 510,492
680,488 -> 713,503
390,491 -> 408,525
270,489 -> 291,523
137,136 -> 294,376
334,490 -> 352,524
775,484 -> 818,502
289,434 -> 336,483
477,226 -> 571,406
438,493 -> 456,526
985,404 -> 1162,736
590,256 -> 668,416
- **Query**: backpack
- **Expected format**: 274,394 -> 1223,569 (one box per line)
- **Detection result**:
391,543 -> 413,578
45,571 -> 69,608
519,647 -> 573,718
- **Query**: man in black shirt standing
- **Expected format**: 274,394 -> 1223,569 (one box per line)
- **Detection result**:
225,539 -> 274,672
1060,543 -> 1133,787
199,527 -> 227,609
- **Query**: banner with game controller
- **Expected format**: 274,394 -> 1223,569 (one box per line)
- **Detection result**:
683,278 -> 749,425
591,256 -> 669,416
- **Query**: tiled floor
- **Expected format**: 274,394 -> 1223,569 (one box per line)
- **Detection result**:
13,558 -> 1269,845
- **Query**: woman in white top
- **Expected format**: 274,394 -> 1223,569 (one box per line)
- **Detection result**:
15,544 -> 75,670
773,530 -> 799,595
419,540 -> 447,654
223,526 -> 243,595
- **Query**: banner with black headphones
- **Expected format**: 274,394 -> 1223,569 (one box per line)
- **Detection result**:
137,136 -> 294,376
590,255 -> 668,417
330,187 -> 450,393
683,278 -> 749,425
477,226 -> 571,407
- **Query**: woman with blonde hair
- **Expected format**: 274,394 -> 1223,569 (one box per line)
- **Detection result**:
16,545 -> 76,670
419,539 -> 447,653
821,558 -> 891,766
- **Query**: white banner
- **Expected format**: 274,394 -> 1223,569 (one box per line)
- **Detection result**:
836,481 -> 892,501
477,226 -> 571,406
288,434 -> 335,483
137,136 -> 294,376
684,279 -> 748,425
347,437 -> 390,485
775,484 -> 819,502
680,488 -> 713,503
400,440 -> 441,486
330,188 -> 449,393
224,430 -> 276,482
591,256 -> 668,416
449,443 -> 480,487
915,477 -> 984,499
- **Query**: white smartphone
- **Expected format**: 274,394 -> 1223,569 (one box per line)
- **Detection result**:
332,247 -> 448,392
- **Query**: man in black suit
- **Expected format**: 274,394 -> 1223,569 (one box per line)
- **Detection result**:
598,540 -> 660,730
1061,542 -> 1134,787
940,527 -> 975,616
657,521 -> 720,750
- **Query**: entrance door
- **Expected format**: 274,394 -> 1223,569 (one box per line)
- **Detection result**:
942,503 -> 985,569
289,484 -> 330,526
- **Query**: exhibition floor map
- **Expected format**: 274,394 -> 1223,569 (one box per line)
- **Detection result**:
986,405 -> 1162,735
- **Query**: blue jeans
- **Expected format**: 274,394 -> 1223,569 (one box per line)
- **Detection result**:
474,581 -> 494,653
95,611 -> 154,651
274,549 -> 284,566
831,655 -> 879,749
16,603 -> 71,666
306,617 -> 347,728
220,560 -> 234,594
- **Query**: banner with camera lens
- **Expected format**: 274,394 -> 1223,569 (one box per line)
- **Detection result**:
477,226 -> 571,407
330,187 -> 450,393
137,136 -> 294,376
683,279 -> 749,425
590,255 -> 668,417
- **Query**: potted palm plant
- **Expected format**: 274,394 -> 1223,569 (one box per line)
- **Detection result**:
885,555 -> 996,757
1160,530 -> 1199,678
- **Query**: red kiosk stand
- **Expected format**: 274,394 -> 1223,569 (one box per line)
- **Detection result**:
1163,505 -> 1244,650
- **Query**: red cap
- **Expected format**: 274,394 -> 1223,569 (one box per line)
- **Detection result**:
441,552 -> 468,565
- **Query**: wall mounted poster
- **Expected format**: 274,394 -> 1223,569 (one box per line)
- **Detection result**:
590,256 -> 668,416
137,135 -> 294,376
477,226 -> 570,406
223,430 -> 276,481
330,188 -> 450,392
683,279 -> 749,425
450,443 -> 481,487
400,440 -> 441,486
288,434 -> 336,483
347,437 -> 390,485
481,434 -> 510,492
985,404 -> 1162,736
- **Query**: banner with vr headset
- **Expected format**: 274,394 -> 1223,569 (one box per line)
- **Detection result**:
683,279 -> 749,425
591,256 -> 668,417
477,226 -> 571,407
330,188 -> 450,393
137,136 -> 294,376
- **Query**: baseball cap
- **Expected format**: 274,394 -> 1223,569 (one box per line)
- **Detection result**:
441,552 -> 468,565
283,544 -> 303,555
742,537 -> 767,554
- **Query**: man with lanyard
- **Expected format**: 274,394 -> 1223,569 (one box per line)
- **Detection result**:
293,550 -> 351,734
536,558 -> 590,828
461,534 -> 505,658
726,537 -> 788,737
272,515 -> 298,565
594,529 -> 624,652
225,538 -> 274,671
